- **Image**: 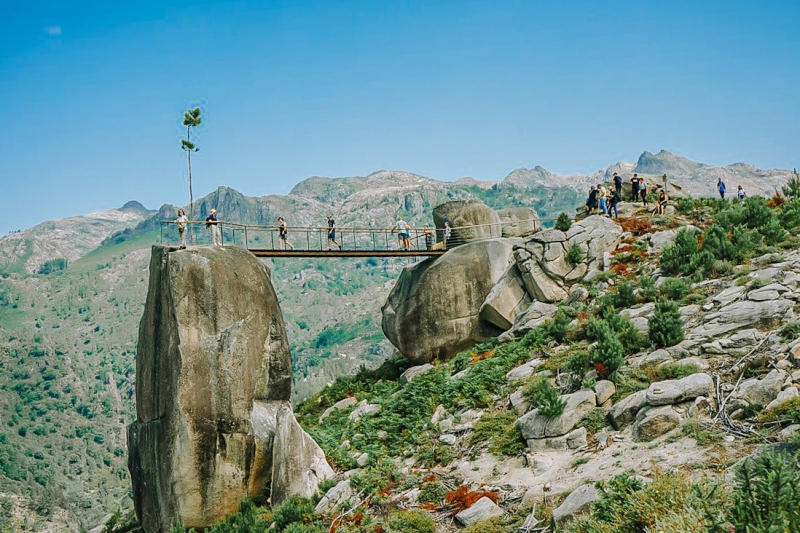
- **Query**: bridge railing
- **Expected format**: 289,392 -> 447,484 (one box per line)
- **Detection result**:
158,218 -> 544,253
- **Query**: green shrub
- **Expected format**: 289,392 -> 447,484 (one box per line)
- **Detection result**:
660,228 -> 700,275
743,196 -> 774,230
576,408 -> 607,435
565,350 -> 591,378
780,198 -> 800,228
555,212 -> 572,232
710,260 -> 734,277
660,277 -> 690,301
648,299 -> 684,348
545,309 -> 572,343
646,362 -> 700,382
387,510 -> 435,533
638,275 -> 658,302
463,517 -> 506,533
469,410 -> 526,456
528,376 -> 566,417
566,242 -> 583,265
612,280 -> 637,309
418,481 -> 448,504
782,168 -> 800,200
271,496 -> 319,531
568,470 -> 729,533
758,396 -> 800,425
779,321 -> 800,343
590,322 -> 624,379
761,218 -> 787,245
729,449 -> 800,531
703,224 -> 738,262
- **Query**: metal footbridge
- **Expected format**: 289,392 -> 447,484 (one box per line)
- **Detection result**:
159,218 -> 540,258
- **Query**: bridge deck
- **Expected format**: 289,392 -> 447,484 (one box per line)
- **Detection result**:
248,248 -> 446,258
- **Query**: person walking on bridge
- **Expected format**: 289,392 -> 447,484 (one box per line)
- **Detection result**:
392,216 -> 412,250
277,217 -> 293,250
205,208 -> 221,245
326,215 -> 342,250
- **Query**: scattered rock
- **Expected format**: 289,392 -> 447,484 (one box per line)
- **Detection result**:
439,434 -> 457,446
506,359 -> 543,381
455,496 -> 504,526
356,453 -> 370,468
765,386 -> 798,411
509,389 -> 531,415
633,406 -> 681,442
480,263 -> 532,330
735,370 -> 786,407
315,479 -> 353,514
552,484 -> 601,529
647,373 -> 714,406
649,230 -> 676,252
518,389 -> 596,439
400,364 -> 435,384
594,380 -> 616,405
320,397 -> 359,421
348,400 -> 381,421
693,299 -> 793,338
528,427 -> 587,451
607,390 -> 648,430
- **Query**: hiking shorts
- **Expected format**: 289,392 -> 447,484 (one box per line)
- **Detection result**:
328,231 -> 336,241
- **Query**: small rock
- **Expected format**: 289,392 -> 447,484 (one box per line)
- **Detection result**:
552,484 -> 601,528
320,397 -> 358,421
376,431 -> 388,440
356,453 -> 369,468
509,389 -> 531,415
607,389 -> 648,430
735,370 -> 786,407
640,349 -> 672,367
349,400 -> 381,421
439,434 -> 457,445
779,424 -> 800,440
431,404 -> 446,425
632,406 -> 681,442
315,479 -> 353,514
646,373 -> 714,406
594,380 -> 615,405
400,364 -> 435,384
765,386 -> 799,411
455,496 -> 504,526
506,359 -> 543,381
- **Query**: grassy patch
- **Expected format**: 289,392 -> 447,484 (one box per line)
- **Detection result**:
469,409 -> 526,456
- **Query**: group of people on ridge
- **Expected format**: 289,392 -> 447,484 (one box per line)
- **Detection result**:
586,172 -> 668,217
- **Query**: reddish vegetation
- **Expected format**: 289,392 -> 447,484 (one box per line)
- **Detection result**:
331,512 -> 365,533
620,217 -> 653,235
471,349 -> 495,363
610,263 -> 631,277
422,474 -> 438,483
768,191 -> 785,208
445,485 -> 500,515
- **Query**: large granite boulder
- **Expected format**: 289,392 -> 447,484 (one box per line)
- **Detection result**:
607,390 -> 648,430
382,239 -> 516,363
514,217 -> 623,303
692,299 -> 793,338
496,207 -> 540,237
552,484 -> 601,528
734,370 -> 786,407
128,246 -> 332,532
632,406 -> 681,442
433,200 -> 502,243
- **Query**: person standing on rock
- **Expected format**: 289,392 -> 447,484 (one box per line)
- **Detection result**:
277,217 -> 293,250
326,215 -> 341,250
598,183 -> 608,214
206,208 -> 221,245
607,188 -> 620,219
392,216 -> 412,250
717,178 -> 726,199
587,186 -> 599,214
630,174 -> 640,202
444,221 -> 452,248
613,172 -> 622,196
640,178 -> 649,207
176,208 -> 188,249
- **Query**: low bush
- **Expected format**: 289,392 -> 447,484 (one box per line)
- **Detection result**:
527,376 -> 566,417
611,280 -> 637,309
660,277 -> 690,301
779,321 -> 800,342
566,243 -> 583,265
469,410 -> 526,456
648,299 -> 684,348
758,396 -> 800,425
418,481 -> 448,504
386,510 -> 435,533
645,362 -> 700,382
555,212 -> 572,232
660,228 -> 700,275
590,322 -> 624,379
576,408 -> 607,435
638,275 -> 658,302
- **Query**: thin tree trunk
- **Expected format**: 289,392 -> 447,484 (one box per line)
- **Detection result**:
187,126 -> 194,244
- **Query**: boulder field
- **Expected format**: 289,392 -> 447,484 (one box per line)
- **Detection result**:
127,246 -> 332,532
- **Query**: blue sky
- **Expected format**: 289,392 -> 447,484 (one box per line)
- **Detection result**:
1,0 -> 798,234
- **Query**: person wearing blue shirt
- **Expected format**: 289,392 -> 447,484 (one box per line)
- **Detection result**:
717,178 -> 726,199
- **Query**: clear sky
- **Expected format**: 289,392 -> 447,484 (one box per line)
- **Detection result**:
2,0 -> 798,234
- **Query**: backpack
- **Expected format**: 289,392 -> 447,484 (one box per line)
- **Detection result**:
614,175 -> 622,186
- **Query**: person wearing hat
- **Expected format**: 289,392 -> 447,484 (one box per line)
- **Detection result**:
326,215 -> 341,250
206,208 -> 221,245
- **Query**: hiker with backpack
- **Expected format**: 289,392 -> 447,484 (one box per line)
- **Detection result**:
278,217 -> 294,250
587,186 -> 599,214
613,172 -> 622,195
176,208 -> 188,249
205,208 -> 221,245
